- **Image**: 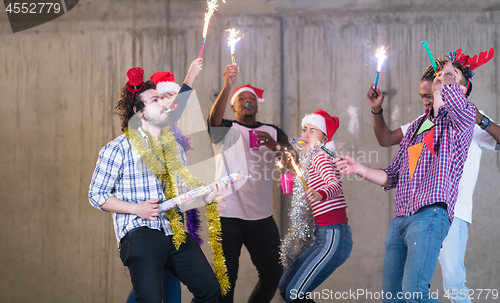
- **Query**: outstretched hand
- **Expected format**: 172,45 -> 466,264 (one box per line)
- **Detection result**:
332,155 -> 359,175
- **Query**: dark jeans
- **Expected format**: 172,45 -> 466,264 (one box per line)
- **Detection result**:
218,216 -> 283,303
125,269 -> 181,303
120,227 -> 220,303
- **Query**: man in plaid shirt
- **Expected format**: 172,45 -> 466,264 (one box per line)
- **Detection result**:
334,60 -> 476,302
89,59 -> 230,303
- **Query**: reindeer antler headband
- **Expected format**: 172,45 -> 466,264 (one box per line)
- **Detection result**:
447,47 -> 494,91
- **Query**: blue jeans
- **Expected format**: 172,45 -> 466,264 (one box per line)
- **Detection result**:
279,223 -> 353,302
383,204 -> 450,303
438,217 -> 470,303
125,269 -> 181,303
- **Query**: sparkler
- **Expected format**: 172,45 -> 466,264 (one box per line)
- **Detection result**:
199,0 -> 218,58
374,46 -> 387,89
421,41 -> 439,76
276,159 -> 284,169
226,28 -> 243,64
288,154 -> 308,191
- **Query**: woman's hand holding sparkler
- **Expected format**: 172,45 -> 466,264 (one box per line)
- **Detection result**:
306,188 -> 322,203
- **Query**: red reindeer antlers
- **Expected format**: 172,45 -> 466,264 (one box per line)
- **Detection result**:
454,49 -> 469,65
468,47 -> 495,71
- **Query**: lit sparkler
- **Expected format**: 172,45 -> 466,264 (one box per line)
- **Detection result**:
374,46 -> 387,89
288,154 -> 308,191
199,0 -> 218,58
226,28 -> 243,64
276,158 -> 284,169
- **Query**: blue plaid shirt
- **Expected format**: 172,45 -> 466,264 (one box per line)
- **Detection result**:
383,84 -> 476,222
89,129 -> 180,246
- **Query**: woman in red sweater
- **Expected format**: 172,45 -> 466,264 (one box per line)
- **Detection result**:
279,109 -> 353,303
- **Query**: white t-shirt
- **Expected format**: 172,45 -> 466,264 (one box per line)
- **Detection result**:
209,119 -> 289,220
401,113 -> 499,223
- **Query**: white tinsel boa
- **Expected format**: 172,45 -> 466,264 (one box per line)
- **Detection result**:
279,147 -> 321,269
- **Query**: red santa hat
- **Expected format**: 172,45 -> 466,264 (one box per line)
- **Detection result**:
125,67 -> 146,104
230,84 -> 265,105
150,71 -> 181,95
301,109 -> 339,142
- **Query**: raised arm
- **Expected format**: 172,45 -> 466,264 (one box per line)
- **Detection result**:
367,85 -> 403,147
183,58 -> 203,88
332,155 -> 390,187
438,62 -> 476,133
208,64 -> 239,127
169,58 -> 203,123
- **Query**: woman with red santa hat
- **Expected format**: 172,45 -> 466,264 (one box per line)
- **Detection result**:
279,109 -> 353,303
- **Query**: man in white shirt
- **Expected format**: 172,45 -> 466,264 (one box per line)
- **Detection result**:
208,64 -> 290,303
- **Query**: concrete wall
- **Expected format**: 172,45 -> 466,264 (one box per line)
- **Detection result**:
1,0 -> 499,302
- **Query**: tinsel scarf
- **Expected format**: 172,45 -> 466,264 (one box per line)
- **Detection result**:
169,125 -> 203,246
124,127 -> 230,295
279,147 -> 320,269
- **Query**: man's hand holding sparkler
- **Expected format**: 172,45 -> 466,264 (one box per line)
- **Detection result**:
223,63 -> 239,90
366,86 -> 385,113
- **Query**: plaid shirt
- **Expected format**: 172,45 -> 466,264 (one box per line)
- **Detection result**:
89,129 -> 184,246
383,84 -> 476,222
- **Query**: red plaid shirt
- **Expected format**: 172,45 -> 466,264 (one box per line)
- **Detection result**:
383,84 -> 476,222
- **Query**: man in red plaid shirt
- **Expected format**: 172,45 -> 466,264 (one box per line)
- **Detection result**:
334,60 -> 476,303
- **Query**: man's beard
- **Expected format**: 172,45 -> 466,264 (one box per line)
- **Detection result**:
144,111 -> 173,129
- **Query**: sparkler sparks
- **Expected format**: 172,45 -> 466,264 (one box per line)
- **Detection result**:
374,46 -> 387,88
288,154 -> 308,191
226,28 -> 244,64
199,0 -> 219,58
